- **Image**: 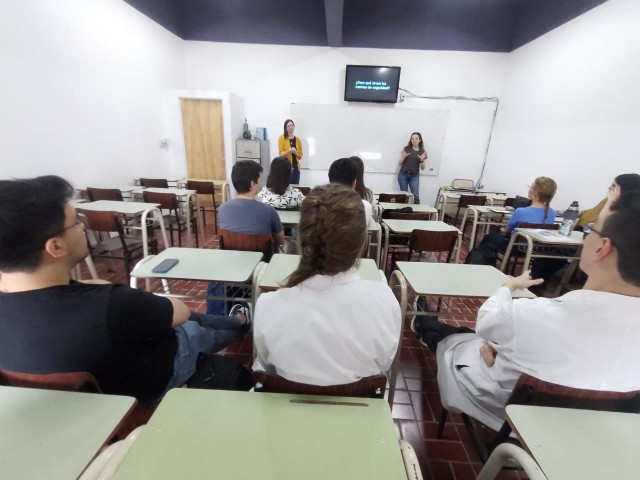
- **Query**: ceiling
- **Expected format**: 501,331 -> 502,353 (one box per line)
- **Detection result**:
122,0 -> 607,53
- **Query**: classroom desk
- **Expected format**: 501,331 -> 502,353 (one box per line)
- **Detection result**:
501,228 -> 583,273
437,191 -> 508,220
258,254 -> 384,292
277,211 -> 383,267
78,199 -> 169,256
131,187 -> 201,247
460,205 -> 512,249
505,405 -> 640,480
130,247 -> 264,305
111,389 -> 407,480
378,202 -> 439,219
0,385 -> 136,480
382,219 -> 462,264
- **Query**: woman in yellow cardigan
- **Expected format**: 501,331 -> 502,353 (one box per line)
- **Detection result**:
577,173 -> 640,227
278,119 -> 303,184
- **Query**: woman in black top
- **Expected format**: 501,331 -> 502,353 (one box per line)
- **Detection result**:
397,132 -> 427,204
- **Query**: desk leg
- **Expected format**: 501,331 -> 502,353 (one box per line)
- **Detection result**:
381,223 -> 390,272
454,233 -> 462,264
374,227 -> 382,268
145,208 -> 169,254
501,234 -> 517,272
387,270 -> 408,407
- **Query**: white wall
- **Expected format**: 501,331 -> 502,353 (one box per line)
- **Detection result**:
484,0 -> 640,209
0,0 -> 185,187
184,43 -> 508,204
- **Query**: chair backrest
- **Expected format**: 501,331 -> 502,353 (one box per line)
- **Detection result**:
187,180 -> 215,196
451,179 -> 475,190
389,212 -> 432,221
409,229 -> 458,262
296,186 -> 311,196
379,193 -> 410,203
142,191 -> 179,211
218,228 -> 273,260
253,371 -> 387,398
458,194 -> 486,208
512,195 -> 532,209
78,209 -> 121,234
86,187 -> 123,202
0,368 -> 102,393
518,222 -> 560,230
140,178 -> 169,188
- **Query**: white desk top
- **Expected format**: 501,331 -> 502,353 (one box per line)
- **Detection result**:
396,262 -> 536,298
78,200 -> 160,214
506,405 -> 640,480
378,202 -> 438,214
259,254 -> 383,290
442,192 -> 508,201
515,228 -> 584,245
131,247 -> 263,283
277,210 -> 301,225
112,389 -> 406,480
0,386 -> 136,480
383,219 -> 461,234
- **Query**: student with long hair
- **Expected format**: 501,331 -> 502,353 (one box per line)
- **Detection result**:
350,155 -> 374,204
397,132 -> 427,203
257,157 -> 305,209
577,173 -> 640,227
277,119 -> 303,184
252,184 -> 401,385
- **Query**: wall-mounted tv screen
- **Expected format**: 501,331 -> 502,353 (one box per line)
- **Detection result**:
344,65 -> 401,104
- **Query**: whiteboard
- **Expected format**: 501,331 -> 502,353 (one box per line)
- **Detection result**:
290,103 -> 449,175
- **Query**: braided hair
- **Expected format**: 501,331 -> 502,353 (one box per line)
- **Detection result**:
532,176 -> 557,222
284,183 -> 367,287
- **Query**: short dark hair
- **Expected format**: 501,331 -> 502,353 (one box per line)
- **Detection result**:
231,160 -> 262,194
328,158 -> 357,187
0,175 -> 74,272
601,191 -> 640,286
266,157 -> 292,196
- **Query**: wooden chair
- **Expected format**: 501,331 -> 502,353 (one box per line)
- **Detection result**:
86,187 -> 124,202
142,191 -> 198,248
253,371 -> 387,398
388,212 -> 432,221
443,194 -> 486,227
78,209 -> 158,279
295,186 -> 311,196
139,178 -> 169,188
391,229 -> 458,268
437,373 -> 640,462
0,368 -> 157,442
379,193 -> 411,203
218,228 -> 273,261
187,180 -> 219,232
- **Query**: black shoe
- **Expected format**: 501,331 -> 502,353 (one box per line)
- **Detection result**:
229,303 -> 251,333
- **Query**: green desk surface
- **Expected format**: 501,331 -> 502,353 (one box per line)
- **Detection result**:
259,254 -> 383,290
396,262 -> 536,298
131,247 -> 263,283
506,405 -> 640,480
277,210 -> 301,225
383,219 -> 460,234
0,386 -> 136,480
112,389 -> 407,480
78,200 -> 160,214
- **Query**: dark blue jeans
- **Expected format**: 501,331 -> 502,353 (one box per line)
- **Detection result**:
397,171 -> 420,204
290,167 -> 300,185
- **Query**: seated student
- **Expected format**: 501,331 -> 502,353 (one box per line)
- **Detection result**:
415,191 -> 640,431
577,173 -> 640,228
0,176 -> 249,404
252,184 -> 401,385
257,156 -> 305,210
328,157 -> 374,225
351,155 -> 374,204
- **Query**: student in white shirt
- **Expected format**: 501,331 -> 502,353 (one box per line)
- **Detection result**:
252,183 -> 401,385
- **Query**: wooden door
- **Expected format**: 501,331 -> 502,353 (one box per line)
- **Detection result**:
180,99 -> 226,180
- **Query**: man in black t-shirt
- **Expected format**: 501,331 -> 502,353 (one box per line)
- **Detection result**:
0,176 -> 249,403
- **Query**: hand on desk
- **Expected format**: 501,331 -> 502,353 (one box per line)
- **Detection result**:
504,270 -> 543,292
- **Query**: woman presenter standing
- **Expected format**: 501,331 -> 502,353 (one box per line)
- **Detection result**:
278,119 -> 303,184
397,132 -> 427,204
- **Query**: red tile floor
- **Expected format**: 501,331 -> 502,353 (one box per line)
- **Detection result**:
84,213 -> 566,479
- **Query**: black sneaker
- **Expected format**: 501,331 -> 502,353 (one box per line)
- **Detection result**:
410,316 -> 423,335
229,304 -> 251,332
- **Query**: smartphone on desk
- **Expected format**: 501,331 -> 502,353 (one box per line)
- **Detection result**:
152,258 -> 179,273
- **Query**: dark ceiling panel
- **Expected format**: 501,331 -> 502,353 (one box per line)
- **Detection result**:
511,0 -> 608,50
120,0 -> 609,52
181,0 -> 327,46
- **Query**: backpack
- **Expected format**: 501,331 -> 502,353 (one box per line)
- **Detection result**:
381,206 -> 413,219
464,243 -> 498,267
186,354 -> 254,391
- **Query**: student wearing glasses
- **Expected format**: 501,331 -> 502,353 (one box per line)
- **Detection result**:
577,173 -> 640,228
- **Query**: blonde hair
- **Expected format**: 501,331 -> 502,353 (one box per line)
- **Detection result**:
532,176 -> 557,221
285,183 -> 366,287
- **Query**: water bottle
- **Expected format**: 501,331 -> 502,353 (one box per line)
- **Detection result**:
559,201 -> 580,236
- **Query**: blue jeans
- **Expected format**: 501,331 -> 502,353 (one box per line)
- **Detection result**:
290,167 -> 300,185
397,171 -> 420,204
164,311 -> 242,392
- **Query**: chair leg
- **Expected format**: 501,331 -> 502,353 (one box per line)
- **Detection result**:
201,207 -> 207,227
437,409 -> 449,438
461,413 -> 490,463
